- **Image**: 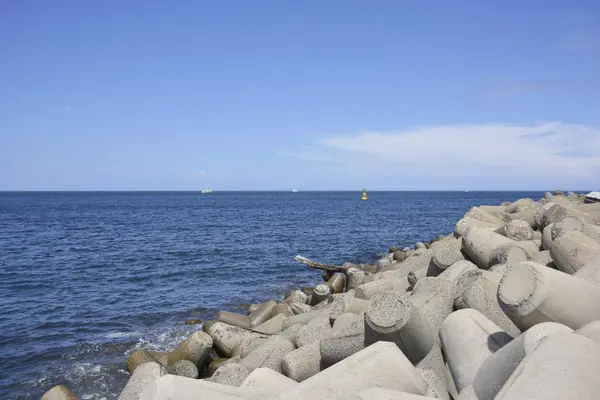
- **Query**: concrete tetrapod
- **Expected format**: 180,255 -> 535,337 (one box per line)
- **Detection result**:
203,322 -> 266,358
240,368 -> 297,398
454,270 -> 521,337
248,300 -> 277,327
328,296 -> 369,324
439,309 -> 513,393
310,284 -> 331,305
576,320 -> 600,344
281,341 -> 323,382
346,267 -> 366,290
284,290 -> 308,305
454,217 -> 501,238
550,230 -> 600,274
472,321 -> 573,400
140,374 -> 262,400
118,362 -> 167,400
216,311 -> 252,330
208,363 -> 251,387
431,243 -> 465,271
574,255 -> 600,287
240,335 -> 295,373
348,387 -> 437,399
364,291 -> 435,365
319,317 -> 364,367
409,277 -> 454,345
494,332 -> 600,400
326,273 -> 346,294
461,227 -> 514,269
166,331 -> 213,367
497,261 -> 600,330
276,341 -> 428,400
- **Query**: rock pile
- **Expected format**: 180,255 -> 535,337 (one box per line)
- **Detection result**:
43,190 -> 600,400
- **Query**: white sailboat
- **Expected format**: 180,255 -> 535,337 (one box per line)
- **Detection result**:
292,189 -> 298,193
201,188 -> 213,194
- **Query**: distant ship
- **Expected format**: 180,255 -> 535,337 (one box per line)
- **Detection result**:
463,189 -> 469,192
361,188 -> 368,201
201,189 -> 213,194
292,189 -> 298,193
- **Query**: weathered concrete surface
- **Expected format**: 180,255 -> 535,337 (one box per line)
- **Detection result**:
276,341 -> 428,400
217,311 -> 252,330
440,309 -> 512,393
208,363 -> 251,387
462,227 -> 514,269
240,335 -> 295,373
240,368 -> 297,398
140,374 -> 262,400
204,322 -> 266,358
119,362 -> 167,400
252,313 -> 286,334
346,267 -> 366,290
320,317 -> 364,367
410,277 -> 454,344
494,332 -> 600,400
281,341 -> 322,382
329,296 -> 369,323
454,270 -> 521,337
284,290 -> 308,305
455,217 -> 501,238
498,261 -> 600,330
365,291 -> 435,365
248,300 -> 277,328
550,230 -> 600,274
347,387 -> 436,399
432,243 -> 465,271
496,219 -> 534,241
574,255 -> 600,287
472,322 -> 573,400
167,331 -> 213,367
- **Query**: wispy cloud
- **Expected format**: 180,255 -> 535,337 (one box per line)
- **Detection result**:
278,122 -> 600,180
191,170 -> 208,178
63,106 -> 75,113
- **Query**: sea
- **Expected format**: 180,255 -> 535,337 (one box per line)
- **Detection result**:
0,191 -> 545,399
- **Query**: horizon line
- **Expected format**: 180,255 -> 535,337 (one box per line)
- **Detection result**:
0,189 -> 590,193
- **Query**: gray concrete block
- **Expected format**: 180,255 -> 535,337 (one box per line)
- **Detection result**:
465,206 -> 507,225
329,296 -> 369,323
494,332 -> 600,400
550,230 -> 600,274
277,341 -> 428,399
320,316 -> 364,367
252,313 -> 286,335
355,278 -> 400,300
432,243 -> 465,271
492,244 -> 530,267
532,249 -> 556,269
498,261 -> 600,330
248,300 -> 277,328
217,311 -> 252,330
240,335 -> 295,373
284,290 -> 308,305
287,301 -> 312,315
271,303 -> 293,317
365,291 -> 435,365
208,363 -> 251,387
204,322 -> 266,358
574,255 -> 600,287
240,367 -> 297,398
497,219 -> 534,241
119,362 -> 168,400
472,321 -> 573,400
454,217 -> 501,238
310,284 -> 331,305
282,308 -> 329,330
41,385 -> 78,400
542,223 -> 554,250
504,198 -> 534,214
454,269 -> 520,337
462,227 -> 514,269
346,267 -> 366,290
281,341 -> 323,382
439,309 -> 512,393
140,374 -> 262,400
416,368 -> 450,400
349,387 -> 436,399
576,320 -> 600,344
326,273 -> 346,294
410,277 -> 454,345
296,314 -> 332,348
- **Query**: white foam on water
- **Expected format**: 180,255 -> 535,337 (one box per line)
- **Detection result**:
105,331 -> 142,339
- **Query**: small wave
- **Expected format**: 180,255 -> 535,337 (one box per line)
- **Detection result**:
105,332 -> 141,339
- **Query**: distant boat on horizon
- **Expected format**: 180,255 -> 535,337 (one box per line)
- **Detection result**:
463,189 -> 469,192
201,189 -> 213,194
292,189 -> 298,193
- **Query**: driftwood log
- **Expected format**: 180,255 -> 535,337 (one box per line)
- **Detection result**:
295,255 -> 349,273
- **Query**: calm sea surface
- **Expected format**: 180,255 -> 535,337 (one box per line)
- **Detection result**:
0,191 -> 544,399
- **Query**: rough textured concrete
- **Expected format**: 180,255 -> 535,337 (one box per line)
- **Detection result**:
355,278 -> 399,300
167,360 -> 199,379
532,249 -> 556,269
498,261 -> 600,330
310,284 -> 331,305
216,311 -> 252,330
271,303 -> 293,317
282,308 -> 329,330
439,309 -> 512,393
462,227 -> 514,269
574,255 -> 600,287
365,291 -> 434,365
454,270 -> 521,337
204,322 -> 265,358
551,215 -> 587,240
240,368 -> 297,398
127,350 -> 159,375
276,341 -> 427,400
416,368 -> 450,400
432,243 -> 465,270
410,277 -> 454,344
415,344 -> 446,394
348,387 -> 436,399
252,313 -> 286,335
167,331 -> 213,367
296,314 -> 332,348
491,244 -> 530,267
454,217 -> 501,238
576,320 -> 600,344
550,230 -> 600,274
326,273 -> 346,294
472,322 -> 573,400
207,362 -> 251,387
284,290 -> 308,305
248,300 -> 277,328
320,317 -> 364,367
119,362 -> 167,400
281,341 -> 323,382
498,219 -> 534,241
240,335 -> 295,373
504,198 -> 534,214
437,260 -> 478,297
346,267 -> 366,290
494,332 -> 600,400
465,206 -> 507,225
329,296 -> 369,323
140,374 -> 262,400
287,301 -> 312,315
542,224 -> 554,250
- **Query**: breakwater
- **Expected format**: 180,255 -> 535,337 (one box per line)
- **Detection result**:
40,190 -> 600,399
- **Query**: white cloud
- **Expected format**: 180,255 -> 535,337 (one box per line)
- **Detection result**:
279,122 -> 600,180
191,170 -> 208,178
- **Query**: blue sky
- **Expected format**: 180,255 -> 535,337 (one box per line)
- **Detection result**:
1,1 -> 599,191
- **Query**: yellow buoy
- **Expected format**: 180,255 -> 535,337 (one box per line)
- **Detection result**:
361,188 -> 368,201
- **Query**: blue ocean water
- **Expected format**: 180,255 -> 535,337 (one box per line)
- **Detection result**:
0,191 -> 544,399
